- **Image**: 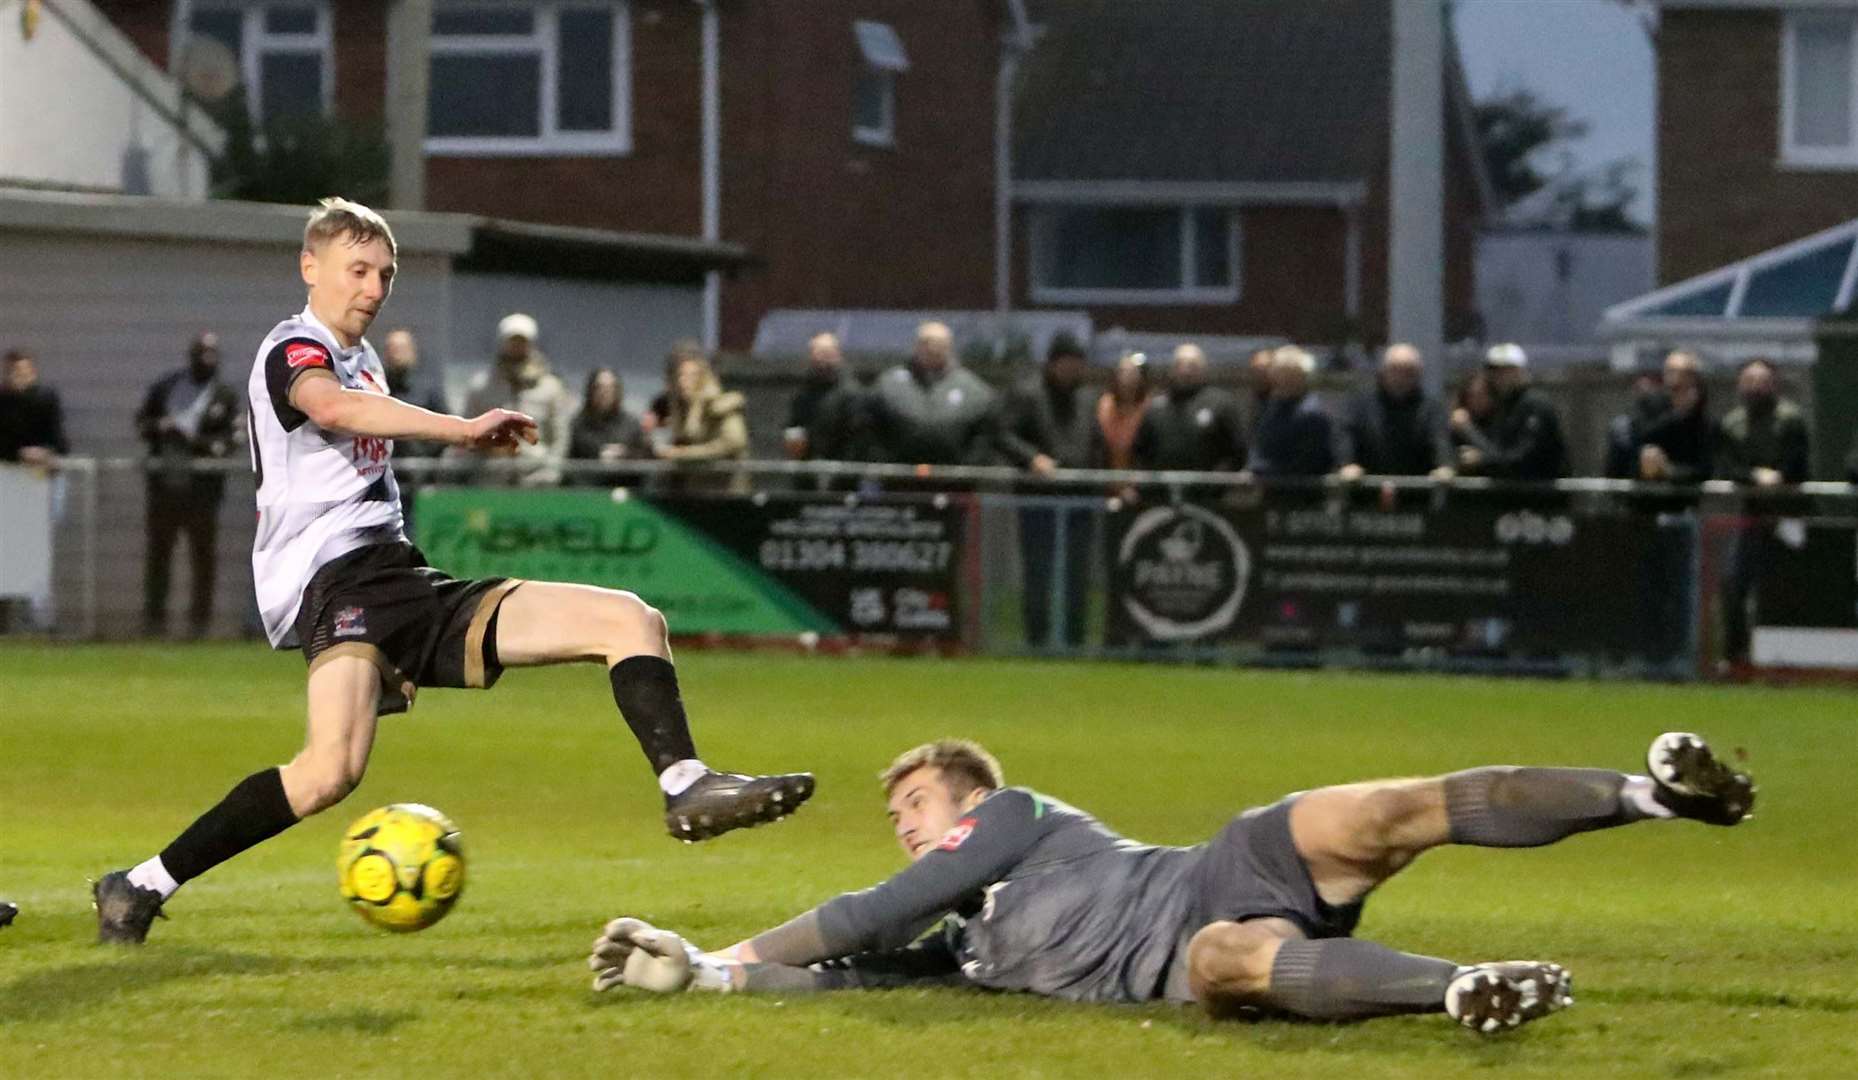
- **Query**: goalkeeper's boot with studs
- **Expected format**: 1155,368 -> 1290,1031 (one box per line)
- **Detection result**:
1647,732 -> 1755,826
665,770 -> 815,842
0,900 -> 17,930
1445,961 -> 1573,1034
92,870 -> 167,944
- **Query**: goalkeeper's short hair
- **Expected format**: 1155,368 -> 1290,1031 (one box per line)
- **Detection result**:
880,739 -> 1004,799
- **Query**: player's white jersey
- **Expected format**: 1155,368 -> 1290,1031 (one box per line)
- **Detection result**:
247,306 -> 405,647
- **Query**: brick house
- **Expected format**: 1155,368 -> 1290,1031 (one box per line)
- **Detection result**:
1603,1 -> 1858,372
1657,0 -> 1858,286
93,0 -> 1013,351
1009,0 -> 1490,350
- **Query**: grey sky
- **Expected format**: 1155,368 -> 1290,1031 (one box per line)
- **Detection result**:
1453,0 -> 1656,226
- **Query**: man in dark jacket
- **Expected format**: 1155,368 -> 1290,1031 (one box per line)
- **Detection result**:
1628,352 -> 1713,667
1638,351 -> 1713,485
1715,358 -> 1808,488
1249,346 -> 1335,483
1335,344 -> 1451,481
866,322 -> 998,469
1132,343 -> 1247,474
1716,357 -> 1811,663
1456,344 -> 1567,483
135,332 -> 241,638
999,334 -> 1098,648
1603,373 -> 1667,480
0,349 -> 69,465
784,332 -> 867,469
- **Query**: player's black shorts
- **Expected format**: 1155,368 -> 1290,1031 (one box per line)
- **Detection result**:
1187,796 -> 1364,940
295,541 -> 525,715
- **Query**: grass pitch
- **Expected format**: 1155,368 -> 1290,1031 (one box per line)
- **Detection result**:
2,644 -> 1855,1079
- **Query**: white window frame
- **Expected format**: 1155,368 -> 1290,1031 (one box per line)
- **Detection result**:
1029,205 -> 1243,306
174,0 -> 334,127
852,20 -> 907,149
425,1 -> 633,157
1780,10 -> 1858,169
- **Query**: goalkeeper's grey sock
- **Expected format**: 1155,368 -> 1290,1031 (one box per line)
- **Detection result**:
1265,938 -> 1458,1020
1443,766 -> 1648,848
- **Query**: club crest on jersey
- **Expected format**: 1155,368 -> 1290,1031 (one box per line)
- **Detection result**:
285,342 -> 330,369
332,606 -> 367,638
937,817 -> 978,852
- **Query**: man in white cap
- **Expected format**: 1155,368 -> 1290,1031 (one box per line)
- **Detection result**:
462,313 -> 573,485
1455,343 -> 1566,482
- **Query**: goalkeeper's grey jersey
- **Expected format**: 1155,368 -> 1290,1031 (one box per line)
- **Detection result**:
810,787 -> 1204,1004
247,307 -> 404,646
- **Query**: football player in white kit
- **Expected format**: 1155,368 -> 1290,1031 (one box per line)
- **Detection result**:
94,199 -> 814,943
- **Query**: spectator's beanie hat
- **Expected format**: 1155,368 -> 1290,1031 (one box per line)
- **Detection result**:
1485,343 -> 1528,368
498,313 -> 539,342
1047,332 -> 1087,363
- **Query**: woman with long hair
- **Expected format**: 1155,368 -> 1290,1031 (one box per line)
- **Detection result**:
658,355 -> 749,492
1094,350 -> 1153,471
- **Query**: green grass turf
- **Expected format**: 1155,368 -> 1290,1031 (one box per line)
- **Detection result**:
2,644 -> 1855,1079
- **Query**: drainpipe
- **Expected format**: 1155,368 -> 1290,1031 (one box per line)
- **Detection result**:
700,0 -> 721,352
994,1 -> 1035,335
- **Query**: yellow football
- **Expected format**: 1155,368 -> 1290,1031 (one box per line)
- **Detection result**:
337,803 -> 465,932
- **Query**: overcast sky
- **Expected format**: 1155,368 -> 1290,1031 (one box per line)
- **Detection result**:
1453,0 -> 1656,225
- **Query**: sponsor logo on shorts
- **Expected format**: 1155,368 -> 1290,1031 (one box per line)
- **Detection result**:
333,606 -> 367,638
937,816 -> 978,852
285,342 -> 330,369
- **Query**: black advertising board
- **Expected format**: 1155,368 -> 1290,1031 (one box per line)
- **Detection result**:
1107,501 -> 1660,657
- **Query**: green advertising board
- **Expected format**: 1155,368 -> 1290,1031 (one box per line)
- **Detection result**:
415,489 -> 968,640
415,489 -> 836,634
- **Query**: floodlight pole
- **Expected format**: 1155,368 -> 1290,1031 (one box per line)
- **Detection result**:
1389,0 -> 1445,391
385,0 -> 432,211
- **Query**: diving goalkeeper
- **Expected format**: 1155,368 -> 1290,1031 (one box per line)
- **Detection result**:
588,733 -> 1754,1032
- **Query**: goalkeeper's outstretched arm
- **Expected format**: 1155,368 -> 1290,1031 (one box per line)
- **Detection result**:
588,917 -> 964,995
732,789 -> 1044,967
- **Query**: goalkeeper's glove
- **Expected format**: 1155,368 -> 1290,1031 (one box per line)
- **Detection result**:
588,917 -> 735,994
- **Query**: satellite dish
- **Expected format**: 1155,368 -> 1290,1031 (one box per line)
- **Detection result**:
177,35 -> 239,103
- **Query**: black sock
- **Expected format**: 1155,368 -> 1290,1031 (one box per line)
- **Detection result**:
609,656 -> 699,775
158,768 -> 299,885
1444,766 -> 1632,848
1266,938 -> 1459,1020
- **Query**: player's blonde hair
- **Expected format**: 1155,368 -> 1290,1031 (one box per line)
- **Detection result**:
880,739 -> 1004,798
304,197 -> 397,258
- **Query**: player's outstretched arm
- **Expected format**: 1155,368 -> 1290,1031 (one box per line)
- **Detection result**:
291,369 -> 538,449
588,916 -> 965,996
729,789 -> 1042,969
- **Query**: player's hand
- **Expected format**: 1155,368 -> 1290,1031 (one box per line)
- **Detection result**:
589,917 -> 735,993
463,409 -> 538,451
589,917 -> 693,993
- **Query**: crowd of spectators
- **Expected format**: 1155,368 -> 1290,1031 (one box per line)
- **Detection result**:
0,314 -> 1838,646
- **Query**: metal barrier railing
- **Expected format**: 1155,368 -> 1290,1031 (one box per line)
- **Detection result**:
37,453 -> 1858,497
8,456 -> 1857,685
